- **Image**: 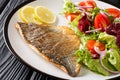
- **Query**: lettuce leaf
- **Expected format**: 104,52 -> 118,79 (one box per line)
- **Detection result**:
63,0 -> 79,13
98,32 -> 120,71
75,49 -> 110,76
70,15 -> 83,36
107,49 -> 120,71
98,32 -> 120,53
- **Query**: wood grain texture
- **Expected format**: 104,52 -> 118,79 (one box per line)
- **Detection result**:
0,0 -> 60,80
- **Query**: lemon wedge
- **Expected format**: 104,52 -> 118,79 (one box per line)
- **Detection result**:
34,6 -> 56,24
20,6 -> 42,24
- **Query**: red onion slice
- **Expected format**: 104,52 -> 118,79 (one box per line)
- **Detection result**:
94,46 -> 106,56
75,6 -> 85,12
94,46 -> 120,74
77,6 -> 93,9
85,28 -> 102,33
75,6 -> 93,12
100,11 -> 108,19
66,15 -> 72,21
100,57 -> 120,74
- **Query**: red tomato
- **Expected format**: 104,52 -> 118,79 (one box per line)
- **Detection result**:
94,13 -> 111,31
79,0 -> 97,11
87,40 -> 97,54
65,12 -> 80,21
86,40 -> 99,59
86,40 -> 105,59
94,41 -> 105,51
106,8 -> 120,18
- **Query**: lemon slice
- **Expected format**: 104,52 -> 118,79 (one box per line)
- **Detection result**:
20,6 -> 42,24
34,6 -> 56,24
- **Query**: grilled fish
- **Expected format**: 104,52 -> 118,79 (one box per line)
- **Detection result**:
16,22 -> 80,77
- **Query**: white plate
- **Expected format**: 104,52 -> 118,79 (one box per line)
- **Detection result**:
4,0 -> 120,80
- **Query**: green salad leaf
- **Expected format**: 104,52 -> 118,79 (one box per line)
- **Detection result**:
102,53 -> 117,71
75,49 -> 110,76
98,32 -> 120,53
98,32 -> 116,44
98,32 -> 120,71
63,0 -> 79,13
70,15 -> 83,36
107,49 -> 120,71
86,59 -> 110,76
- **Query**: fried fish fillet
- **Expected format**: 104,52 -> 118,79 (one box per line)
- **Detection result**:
16,22 -> 80,77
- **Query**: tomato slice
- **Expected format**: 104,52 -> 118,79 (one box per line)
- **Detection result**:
86,0 -> 96,8
106,8 -> 120,18
87,40 -> 105,59
87,40 -> 99,59
79,0 -> 97,11
65,12 -> 80,21
94,13 -> 111,31
94,41 -> 105,51
87,40 -> 97,54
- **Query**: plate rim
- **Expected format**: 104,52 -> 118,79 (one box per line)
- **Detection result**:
3,0 -> 120,79
3,0 -> 64,80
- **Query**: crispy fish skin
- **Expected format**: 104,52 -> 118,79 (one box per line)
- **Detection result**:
16,22 -> 81,77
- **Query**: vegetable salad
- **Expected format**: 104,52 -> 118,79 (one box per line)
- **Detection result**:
62,0 -> 120,76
